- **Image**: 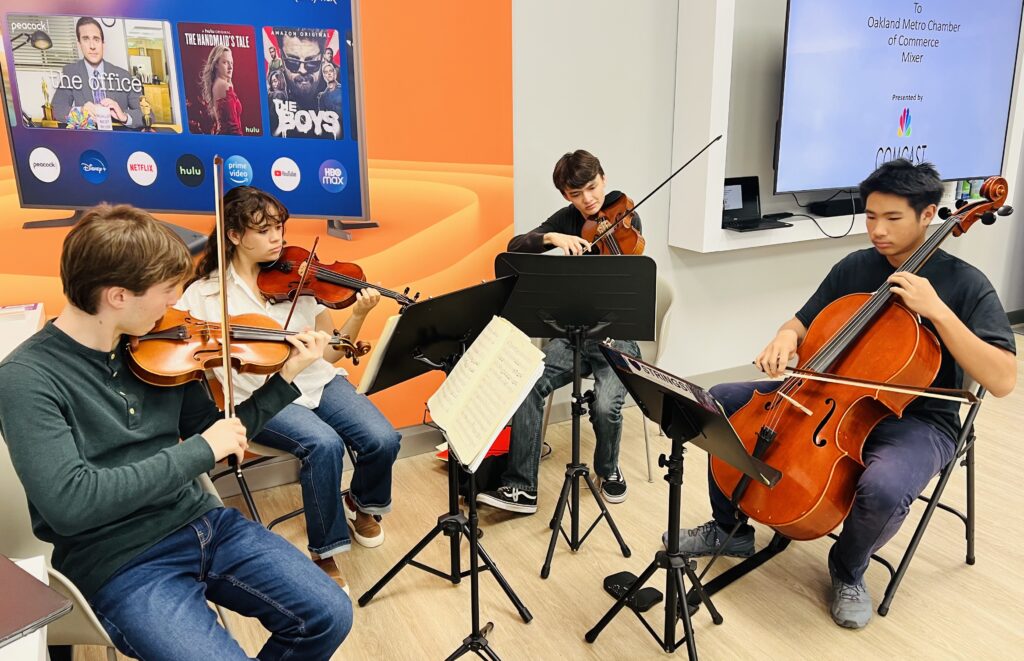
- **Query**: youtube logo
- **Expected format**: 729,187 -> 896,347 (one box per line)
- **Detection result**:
270,157 -> 300,192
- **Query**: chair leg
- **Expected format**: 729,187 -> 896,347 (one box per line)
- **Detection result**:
234,467 -> 263,524
877,461 -> 957,616
965,442 -> 976,565
642,416 -> 653,483
106,646 -> 118,661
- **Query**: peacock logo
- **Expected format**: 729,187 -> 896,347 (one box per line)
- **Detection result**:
898,107 -> 912,137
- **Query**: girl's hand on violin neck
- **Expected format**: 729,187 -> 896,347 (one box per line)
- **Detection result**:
887,272 -> 950,322
755,330 -> 799,378
280,328 -> 332,382
202,418 -> 249,464
544,232 -> 591,256
352,288 -> 381,316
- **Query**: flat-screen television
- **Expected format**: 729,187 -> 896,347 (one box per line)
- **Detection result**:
0,0 -> 369,225
774,0 -> 1023,194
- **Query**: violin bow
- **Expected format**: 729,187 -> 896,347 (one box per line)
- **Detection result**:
769,365 -> 978,405
212,155 -> 246,480
590,134 -> 722,248
281,235 -> 319,332
213,155 -> 236,419
260,237 -> 319,386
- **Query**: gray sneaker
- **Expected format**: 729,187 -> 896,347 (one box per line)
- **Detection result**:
828,555 -> 873,629
662,520 -> 755,558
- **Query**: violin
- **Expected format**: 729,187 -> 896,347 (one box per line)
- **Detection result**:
577,135 -> 723,256
258,246 -> 418,310
709,177 -> 1013,541
581,194 -> 645,255
125,309 -> 370,387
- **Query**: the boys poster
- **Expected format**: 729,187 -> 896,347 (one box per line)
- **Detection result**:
178,23 -> 262,136
264,26 -> 343,140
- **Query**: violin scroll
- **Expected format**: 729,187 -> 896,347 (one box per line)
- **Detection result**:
332,330 -> 372,365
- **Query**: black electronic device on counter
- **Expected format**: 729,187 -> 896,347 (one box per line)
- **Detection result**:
722,176 -> 793,232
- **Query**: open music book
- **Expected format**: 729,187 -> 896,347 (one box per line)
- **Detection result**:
428,316 -> 544,472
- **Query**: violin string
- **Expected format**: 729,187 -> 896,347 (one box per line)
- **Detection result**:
168,322 -> 350,346
294,263 -> 409,301
762,206 -> 978,433
802,212 -> 959,374
766,211 -> 964,430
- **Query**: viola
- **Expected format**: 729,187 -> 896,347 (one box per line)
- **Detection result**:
709,177 -> 1013,541
125,308 -> 370,387
581,194 -> 645,255
258,246 -> 418,310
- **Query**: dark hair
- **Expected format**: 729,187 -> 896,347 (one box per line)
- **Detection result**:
75,17 -> 104,43
61,204 -> 191,314
552,150 -> 604,193
192,186 -> 290,285
858,159 -> 944,216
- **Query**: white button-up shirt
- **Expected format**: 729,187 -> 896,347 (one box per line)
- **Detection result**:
176,264 -> 345,409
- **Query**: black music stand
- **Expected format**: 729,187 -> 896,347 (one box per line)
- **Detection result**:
356,276 -> 533,654
584,344 -> 781,658
494,253 -> 656,578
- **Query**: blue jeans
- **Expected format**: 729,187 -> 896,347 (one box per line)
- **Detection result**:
707,381 -> 956,583
503,338 -> 640,492
89,507 -> 351,660
255,376 -> 401,556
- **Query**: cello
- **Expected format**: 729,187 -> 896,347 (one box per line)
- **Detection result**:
710,176 -> 1012,541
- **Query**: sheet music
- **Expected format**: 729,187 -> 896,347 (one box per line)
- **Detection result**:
429,316 -> 544,472
355,312 -> 400,394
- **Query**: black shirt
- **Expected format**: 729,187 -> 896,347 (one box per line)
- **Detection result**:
795,247 -> 1016,442
507,190 -> 642,253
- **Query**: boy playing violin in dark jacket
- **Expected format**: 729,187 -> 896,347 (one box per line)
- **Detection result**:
478,150 -> 643,513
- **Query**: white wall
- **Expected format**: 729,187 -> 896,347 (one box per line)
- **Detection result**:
513,0 -> 1024,379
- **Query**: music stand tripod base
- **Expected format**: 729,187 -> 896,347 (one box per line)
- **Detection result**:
354,277 -> 532,648
585,344 -> 781,658
493,253 -> 657,578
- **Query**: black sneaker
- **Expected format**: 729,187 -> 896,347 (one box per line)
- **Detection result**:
599,467 -> 628,504
477,486 -> 538,514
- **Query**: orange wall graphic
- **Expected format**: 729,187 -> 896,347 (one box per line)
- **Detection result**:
0,2 -> 513,429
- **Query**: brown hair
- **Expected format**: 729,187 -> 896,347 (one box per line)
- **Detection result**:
552,150 -> 604,193
192,186 -> 290,285
61,204 -> 192,314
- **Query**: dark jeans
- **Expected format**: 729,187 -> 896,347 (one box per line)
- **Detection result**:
503,338 -> 640,492
255,376 -> 401,556
90,507 -> 351,660
707,381 -> 956,583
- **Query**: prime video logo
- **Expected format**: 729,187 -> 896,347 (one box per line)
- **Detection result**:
10,19 -> 47,32
225,155 -> 252,186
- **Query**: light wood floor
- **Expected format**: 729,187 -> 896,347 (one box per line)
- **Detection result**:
80,337 -> 1024,660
